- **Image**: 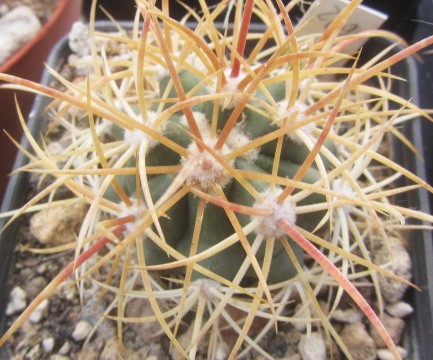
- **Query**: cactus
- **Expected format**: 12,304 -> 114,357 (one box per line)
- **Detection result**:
1,0 -> 433,359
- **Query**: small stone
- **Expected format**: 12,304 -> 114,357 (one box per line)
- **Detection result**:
77,349 -> 99,360
29,299 -> 49,323
30,202 -> 88,245
72,320 -> 93,342
26,276 -> 48,299
127,348 -> 150,360
0,6 -> 41,65
370,314 -> 405,348
50,355 -> 70,360
332,308 -> 363,323
282,328 -> 303,357
67,53 -> 93,77
340,323 -> 376,360
42,337 -> 55,353
36,263 -> 48,274
20,267 -> 33,279
58,341 -> 71,355
298,332 -> 326,360
6,286 -> 27,315
377,347 -> 408,360
386,301 -> 414,318
318,300 -> 330,317
47,141 -> 64,156
125,299 -> 164,341
209,342 -> 229,360
27,343 -> 41,358
371,236 -> 412,303
377,350 -> 394,360
69,22 -> 91,57
62,284 -> 78,301
285,355 -> 301,360
171,324 -> 194,360
292,304 -> 309,332
100,337 -> 121,360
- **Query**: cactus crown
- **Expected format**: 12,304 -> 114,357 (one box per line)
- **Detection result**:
1,0 -> 433,359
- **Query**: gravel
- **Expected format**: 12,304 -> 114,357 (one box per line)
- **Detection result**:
0,0 -> 59,66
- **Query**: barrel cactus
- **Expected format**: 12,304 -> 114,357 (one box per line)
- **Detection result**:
1,0 -> 433,359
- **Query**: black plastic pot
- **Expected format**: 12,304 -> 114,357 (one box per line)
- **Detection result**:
0,29 -> 73,360
0,22 -> 432,359
373,45 -> 433,360
413,0 -> 433,235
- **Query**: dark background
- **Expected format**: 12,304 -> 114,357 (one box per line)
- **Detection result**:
83,0 -> 422,40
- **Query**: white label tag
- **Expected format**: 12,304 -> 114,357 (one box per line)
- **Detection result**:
296,0 -> 388,47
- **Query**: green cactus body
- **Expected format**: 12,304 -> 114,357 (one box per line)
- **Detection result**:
143,174 -> 189,266
177,194 -> 245,281
107,67 -> 332,284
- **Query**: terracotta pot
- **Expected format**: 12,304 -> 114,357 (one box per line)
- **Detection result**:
0,0 -> 83,204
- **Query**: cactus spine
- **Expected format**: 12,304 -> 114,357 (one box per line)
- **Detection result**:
1,1 -> 433,359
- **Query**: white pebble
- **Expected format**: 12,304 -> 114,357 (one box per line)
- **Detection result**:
377,347 -> 407,360
292,304 -> 309,332
68,21 -> 90,56
6,286 -> 27,315
298,332 -> 326,360
67,53 -> 93,76
50,355 -> 69,360
101,336 -> 121,359
27,344 -> 41,358
42,337 -> 55,353
372,236 -> 412,303
286,355 -> 301,360
72,320 -> 92,341
46,141 -> 64,156
332,308 -> 363,323
370,314 -> 404,348
58,341 -> 71,355
215,342 -> 229,360
340,322 -> 376,359
29,299 -> 49,323
0,6 -> 41,65
386,301 -> 414,318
